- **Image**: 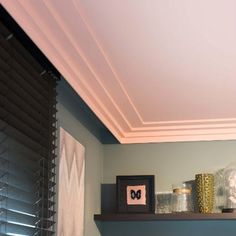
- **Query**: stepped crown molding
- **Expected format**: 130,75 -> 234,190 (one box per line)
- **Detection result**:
2,0 -> 236,143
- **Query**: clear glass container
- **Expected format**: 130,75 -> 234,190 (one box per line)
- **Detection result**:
223,162 -> 236,212
155,191 -> 172,214
171,182 -> 193,213
214,168 -> 225,213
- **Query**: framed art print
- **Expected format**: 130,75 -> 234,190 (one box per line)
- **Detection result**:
58,128 -> 85,236
116,175 -> 155,213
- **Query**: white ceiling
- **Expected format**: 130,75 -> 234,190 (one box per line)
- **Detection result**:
2,0 -> 236,143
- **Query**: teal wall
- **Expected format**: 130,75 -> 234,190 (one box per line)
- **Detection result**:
56,79 -> 236,236
101,221 -> 236,236
57,80 -> 103,236
103,141 -> 236,191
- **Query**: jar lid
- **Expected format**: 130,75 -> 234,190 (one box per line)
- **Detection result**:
173,188 -> 191,194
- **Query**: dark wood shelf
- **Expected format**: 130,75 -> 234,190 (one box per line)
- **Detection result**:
94,213 -> 236,222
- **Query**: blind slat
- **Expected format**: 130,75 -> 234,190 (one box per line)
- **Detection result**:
0,196 -> 35,215
0,172 -> 34,192
0,34 -> 50,95
0,16 -> 57,235
0,72 -> 50,120
0,121 -> 49,158
0,208 -> 36,226
0,19 -> 11,37
35,208 -> 55,219
0,156 -> 36,179
0,132 -> 49,163
0,222 -> 35,235
0,73 -> 50,124
0,183 -> 35,204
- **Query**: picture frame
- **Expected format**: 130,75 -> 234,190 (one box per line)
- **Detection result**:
116,175 -> 155,213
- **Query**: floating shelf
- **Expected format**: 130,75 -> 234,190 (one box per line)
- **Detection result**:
94,213 -> 236,222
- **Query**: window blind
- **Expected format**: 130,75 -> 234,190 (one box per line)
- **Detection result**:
0,20 -> 57,236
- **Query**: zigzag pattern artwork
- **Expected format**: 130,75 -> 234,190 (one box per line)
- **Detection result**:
58,128 -> 85,236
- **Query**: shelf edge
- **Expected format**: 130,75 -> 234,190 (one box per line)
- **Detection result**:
94,213 -> 236,222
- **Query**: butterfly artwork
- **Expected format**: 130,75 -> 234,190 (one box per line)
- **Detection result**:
130,189 -> 141,200
116,175 -> 155,213
127,185 -> 146,205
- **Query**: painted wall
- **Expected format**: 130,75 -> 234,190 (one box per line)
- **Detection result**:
101,221 -> 236,236
56,80 -> 236,236
103,141 -> 236,191
102,141 -> 236,236
57,80 -> 103,236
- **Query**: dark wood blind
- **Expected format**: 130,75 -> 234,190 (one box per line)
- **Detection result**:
0,20 -> 57,236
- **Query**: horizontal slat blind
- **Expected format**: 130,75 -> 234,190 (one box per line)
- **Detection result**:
0,20 -> 57,236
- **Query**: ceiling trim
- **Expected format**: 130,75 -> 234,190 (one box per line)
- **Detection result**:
122,118 -> 236,143
42,0 -> 143,133
2,0 -> 126,138
71,0 -> 147,125
130,118 -> 236,130
3,1 -> 236,143
120,132 -> 236,144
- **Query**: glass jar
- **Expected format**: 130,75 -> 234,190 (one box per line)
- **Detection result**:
155,191 -> 172,213
222,162 -> 236,212
171,182 -> 193,213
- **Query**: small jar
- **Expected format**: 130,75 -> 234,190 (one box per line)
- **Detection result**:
155,191 -> 172,213
171,183 -> 193,213
222,162 -> 236,212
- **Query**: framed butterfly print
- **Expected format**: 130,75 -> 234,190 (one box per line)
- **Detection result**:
116,175 -> 155,213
